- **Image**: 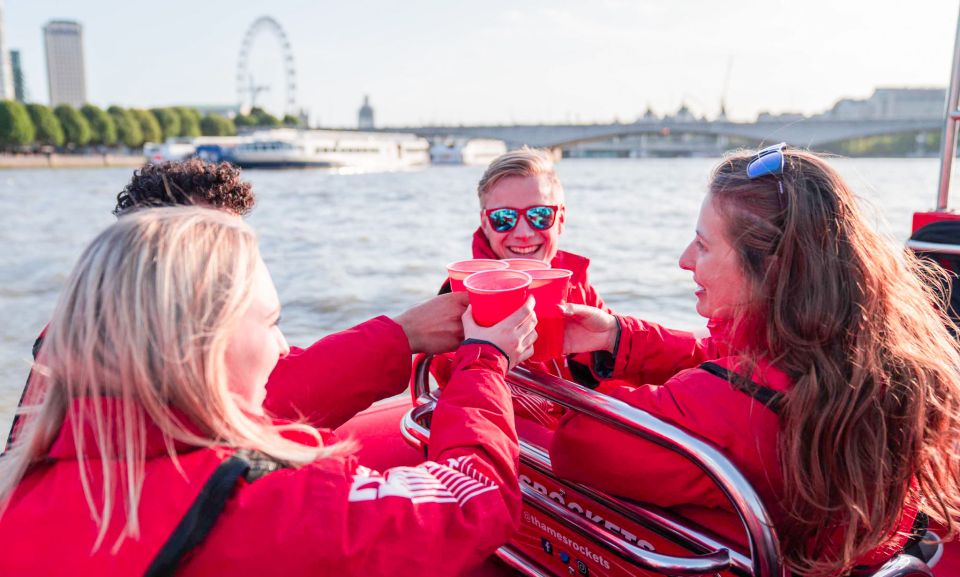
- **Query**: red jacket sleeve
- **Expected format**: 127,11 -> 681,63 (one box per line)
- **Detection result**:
326,343 -> 520,576
262,316 -> 412,429
210,342 -> 520,577
609,315 -> 719,386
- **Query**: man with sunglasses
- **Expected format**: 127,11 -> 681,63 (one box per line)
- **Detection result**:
440,147 -> 609,388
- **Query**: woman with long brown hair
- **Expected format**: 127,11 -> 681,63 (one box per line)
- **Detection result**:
550,146 -> 960,575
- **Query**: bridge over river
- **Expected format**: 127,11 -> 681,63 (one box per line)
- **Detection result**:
380,118 -> 941,151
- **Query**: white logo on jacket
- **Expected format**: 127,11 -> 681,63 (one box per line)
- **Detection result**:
348,456 -> 497,505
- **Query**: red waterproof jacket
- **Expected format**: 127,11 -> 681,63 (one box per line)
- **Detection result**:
550,315 -> 916,568
8,316 -> 412,445
0,343 -> 520,577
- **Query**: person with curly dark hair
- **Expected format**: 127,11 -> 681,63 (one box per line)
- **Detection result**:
8,160 -> 470,471
113,159 -> 256,217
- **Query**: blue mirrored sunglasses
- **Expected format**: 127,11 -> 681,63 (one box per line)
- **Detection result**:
746,142 -> 787,199
485,205 -> 559,233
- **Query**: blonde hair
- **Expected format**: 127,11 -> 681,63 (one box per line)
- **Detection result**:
477,146 -> 563,205
0,206 -> 346,552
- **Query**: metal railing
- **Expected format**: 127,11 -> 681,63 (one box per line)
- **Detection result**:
403,355 -> 785,577
936,7 -> 960,211
905,239 -> 960,255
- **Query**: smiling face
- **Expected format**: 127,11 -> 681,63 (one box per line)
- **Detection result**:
480,175 -> 565,263
678,194 -> 753,320
224,257 -> 290,414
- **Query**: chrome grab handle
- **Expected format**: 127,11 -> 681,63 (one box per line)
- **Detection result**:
507,366 -> 783,577
402,356 -> 784,576
400,400 -> 434,452
866,554 -> 934,577
905,239 -> 960,255
401,398 -> 734,575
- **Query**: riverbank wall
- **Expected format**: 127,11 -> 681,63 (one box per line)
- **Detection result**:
0,154 -> 145,169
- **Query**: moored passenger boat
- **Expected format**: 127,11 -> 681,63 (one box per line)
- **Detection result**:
221,128 -> 430,170
430,138 -> 509,166
148,129 -> 431,171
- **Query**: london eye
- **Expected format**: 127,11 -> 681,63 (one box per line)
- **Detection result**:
236,16 -> 297,116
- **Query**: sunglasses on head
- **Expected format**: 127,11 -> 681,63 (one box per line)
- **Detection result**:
484,205 -> 559,233
746,142 -> 787,199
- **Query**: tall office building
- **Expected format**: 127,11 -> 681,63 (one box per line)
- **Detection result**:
44,20 -> 87,107
0,0 -> 14,99
10,49 -> 24,101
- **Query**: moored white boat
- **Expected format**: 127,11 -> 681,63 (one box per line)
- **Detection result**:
430,137 -> 508,166
147,129 -> 430,171
219,128 -> 430,170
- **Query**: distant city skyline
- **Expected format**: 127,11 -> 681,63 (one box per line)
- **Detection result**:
4,0 -> 960,126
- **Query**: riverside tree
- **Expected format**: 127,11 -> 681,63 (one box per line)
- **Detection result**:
200,114 -> 237,136
0,100 -> 35,150
132,109 -> 162,143
54,104 -> 92,148
26,103 -> 64,147
236,107 -> 281,128
174,107 -> 202,138
151,108 -> 181,140
80,104 -> 118,147
108,106 -> 144,148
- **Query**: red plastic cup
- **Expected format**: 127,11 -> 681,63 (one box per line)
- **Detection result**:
464,270 -> 532,327
526,269 -> 573,362
446,259 -> 509,292
502,258 -> 551,271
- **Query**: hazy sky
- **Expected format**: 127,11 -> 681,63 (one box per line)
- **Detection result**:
6,1 -> 960,126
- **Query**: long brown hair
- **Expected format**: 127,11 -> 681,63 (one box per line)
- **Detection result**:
709,149 -> 960,576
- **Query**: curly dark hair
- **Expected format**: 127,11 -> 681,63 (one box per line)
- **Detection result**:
113,159 -> 255,217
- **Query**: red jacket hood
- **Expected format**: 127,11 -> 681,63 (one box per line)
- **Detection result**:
46,398 -> 321,462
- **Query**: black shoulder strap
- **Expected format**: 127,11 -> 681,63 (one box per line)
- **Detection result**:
144,449 -> 289,577
699,361 -> 785,415
4,334 -> 47,454
144,455 -> 251,577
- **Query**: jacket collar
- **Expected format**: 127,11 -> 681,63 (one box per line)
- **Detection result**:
470,227 -> 592,280
707,317 -> 792,390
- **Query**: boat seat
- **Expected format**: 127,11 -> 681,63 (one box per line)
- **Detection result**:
907,219 -> 960,328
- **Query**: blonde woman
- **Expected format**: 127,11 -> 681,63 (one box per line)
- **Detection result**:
0,207 -> 535,576
552,146 -> 960,576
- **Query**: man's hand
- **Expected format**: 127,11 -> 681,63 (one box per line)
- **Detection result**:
561,303 -> 618,355
462,297 -> 537,369
393,292 -> 470,354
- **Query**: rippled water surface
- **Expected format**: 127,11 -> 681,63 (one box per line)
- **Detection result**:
0,158 -> 944,436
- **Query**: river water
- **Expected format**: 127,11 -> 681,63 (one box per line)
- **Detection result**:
0,157 -> 946,436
